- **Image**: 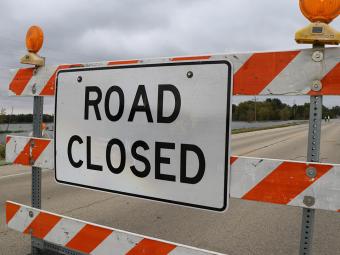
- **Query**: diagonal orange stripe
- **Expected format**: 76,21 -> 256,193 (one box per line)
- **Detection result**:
31,139 -> 50,162
66,224 -> 112,253
6,202 -> 21,224
40,64 -> 84,95
9,68 -> 34,95
126,238 -> 176,255
170,55 -> 211,61
233,51 -> 300,95
6,136 -> 11,144
23,212 -> 61,239
338,210 -> 340,213
107,60 -> 139,65
14,139 -> 51,166
230,156 -> 238,165
242,162 -> 332,205
310,62 -> 340,95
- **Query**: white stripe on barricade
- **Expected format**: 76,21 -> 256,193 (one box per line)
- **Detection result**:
288,167 -> 340,212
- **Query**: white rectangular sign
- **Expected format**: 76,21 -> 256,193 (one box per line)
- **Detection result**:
55,60 -> 232,211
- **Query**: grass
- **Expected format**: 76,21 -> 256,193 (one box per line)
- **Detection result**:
0,144 -> 11,166
0,144 -> 4,159
231,121 -> 306,134
0,160 -> 9,166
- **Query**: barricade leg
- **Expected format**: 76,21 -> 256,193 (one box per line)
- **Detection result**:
32,96 -> 44,255
299,93 -> 323,254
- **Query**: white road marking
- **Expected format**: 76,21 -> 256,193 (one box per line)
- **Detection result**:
0,169 -> 49,180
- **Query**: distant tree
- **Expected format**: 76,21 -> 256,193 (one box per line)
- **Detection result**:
0,108 -> 6,124
0,114 -> 54,124
331,106 -> 340,117
257,107 -> 271,121
279,106 -> 291,120
232,99 -> 338,121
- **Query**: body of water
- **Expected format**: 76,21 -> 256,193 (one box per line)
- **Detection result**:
0,121 -> 306,145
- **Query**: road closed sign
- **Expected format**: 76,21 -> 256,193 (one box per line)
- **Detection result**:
55,60 -> 232,211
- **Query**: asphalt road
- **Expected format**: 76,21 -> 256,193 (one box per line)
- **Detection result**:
0,120 -> 339,255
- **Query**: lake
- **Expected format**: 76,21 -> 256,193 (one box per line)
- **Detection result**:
0,120 -> 305,145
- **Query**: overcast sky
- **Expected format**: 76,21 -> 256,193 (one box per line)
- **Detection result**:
0,0 -> 339,114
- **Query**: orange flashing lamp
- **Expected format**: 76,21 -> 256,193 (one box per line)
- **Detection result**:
296,0 -> 340,45
25,26 -> 44,53
20,25 -> 45,66
299,0 -> 339,24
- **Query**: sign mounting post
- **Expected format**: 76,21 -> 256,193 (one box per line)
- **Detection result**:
294,0 -> 338,253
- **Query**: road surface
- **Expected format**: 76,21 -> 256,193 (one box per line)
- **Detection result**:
0,120 -> 339,255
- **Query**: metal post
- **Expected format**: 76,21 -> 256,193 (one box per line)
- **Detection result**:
30,78 -> 84,255
299,44 -> 323,254
31,95 -> 44,255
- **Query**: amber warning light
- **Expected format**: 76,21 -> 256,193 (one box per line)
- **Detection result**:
300,0 -> 339,24
20,25 -> 45,66
295,0 -> 340,45
26,26 -> 44,53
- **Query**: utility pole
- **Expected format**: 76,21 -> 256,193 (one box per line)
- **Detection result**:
254,96 -> 257,122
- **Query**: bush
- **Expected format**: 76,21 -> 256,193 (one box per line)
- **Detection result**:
0,144 -> 5,160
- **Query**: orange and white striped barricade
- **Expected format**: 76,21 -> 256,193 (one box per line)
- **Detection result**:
6,48 -> 340,97
230,156 -> 340,212
5,135 -> 53,169
3,47 -> 340,255
6,201 -> 223,255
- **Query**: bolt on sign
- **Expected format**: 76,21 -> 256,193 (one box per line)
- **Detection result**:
55,60 -> 232,211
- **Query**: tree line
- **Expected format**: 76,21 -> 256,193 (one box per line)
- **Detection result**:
1,98 -> 340,124
0,114 -> 54,124
232,98 -> 340,122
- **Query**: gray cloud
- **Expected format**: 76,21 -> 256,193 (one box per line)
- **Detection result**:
0,0 -> 339,113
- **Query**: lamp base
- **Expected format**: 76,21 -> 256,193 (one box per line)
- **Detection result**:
295,22 -> 340,45
20,52 -> 45,66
